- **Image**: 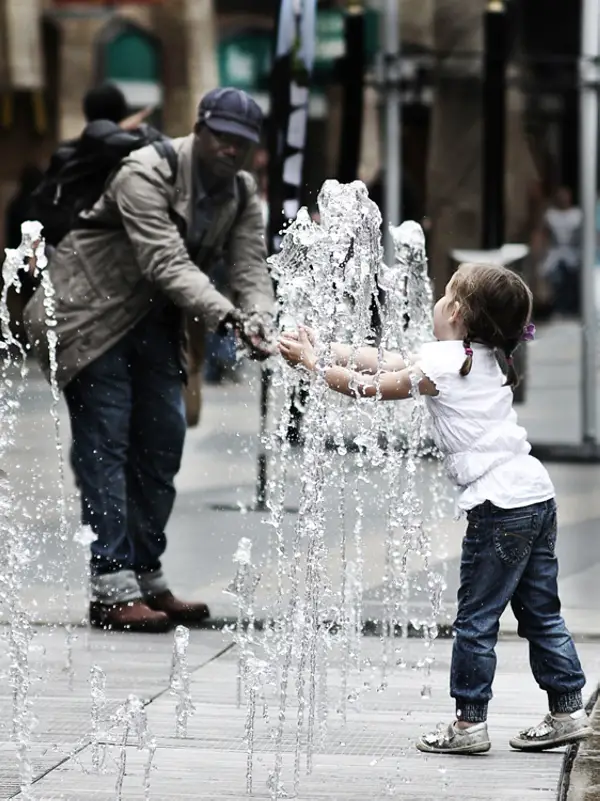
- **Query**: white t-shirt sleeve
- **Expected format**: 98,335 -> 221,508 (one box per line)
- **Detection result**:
414,342 -> 459,396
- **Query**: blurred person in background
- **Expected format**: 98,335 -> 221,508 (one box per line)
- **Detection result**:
540,186 -> 582,317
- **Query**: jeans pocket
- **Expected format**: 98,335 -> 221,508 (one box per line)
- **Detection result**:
493,513 -> 538,565
545,507 -> 558,554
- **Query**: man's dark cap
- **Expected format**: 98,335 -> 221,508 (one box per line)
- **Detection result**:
197,88 -> 262,144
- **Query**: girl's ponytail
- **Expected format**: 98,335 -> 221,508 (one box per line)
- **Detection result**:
502,340 -> 520,388
459,337 -> 474,377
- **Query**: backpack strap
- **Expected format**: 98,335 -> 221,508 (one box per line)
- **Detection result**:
234,173 -> 248,224
153,139 -> 179,184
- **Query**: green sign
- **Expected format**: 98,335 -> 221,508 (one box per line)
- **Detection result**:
218,9 -> 379,91
105,28 -> 159,82
218,35 -> 272,93
102,25 -> 162,107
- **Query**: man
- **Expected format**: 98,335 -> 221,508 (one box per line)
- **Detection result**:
24,87 -> 275,633
83,83 -> 129,125
82,82 -> 155,132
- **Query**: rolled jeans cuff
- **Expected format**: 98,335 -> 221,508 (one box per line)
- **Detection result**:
91,570 -> 141,605
455,700 -> 488,724
549,691 -> 583,714
137,569 -> 169,597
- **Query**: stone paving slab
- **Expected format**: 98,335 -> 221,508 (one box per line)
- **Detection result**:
7,635 -> 600,800
0,628 -> 230,799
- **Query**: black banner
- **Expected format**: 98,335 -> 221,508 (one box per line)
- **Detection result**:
267,0 -> 317,256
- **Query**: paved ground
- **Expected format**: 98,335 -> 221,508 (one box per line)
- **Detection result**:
2,318 -> 600,636
1,629 -> 600,801
2,317 -> 600,799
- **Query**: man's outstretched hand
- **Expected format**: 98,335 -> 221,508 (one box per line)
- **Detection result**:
219,310 -> 276,362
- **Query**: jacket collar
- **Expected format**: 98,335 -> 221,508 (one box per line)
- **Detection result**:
170,134 -> 236,221
170,134 -> 194,222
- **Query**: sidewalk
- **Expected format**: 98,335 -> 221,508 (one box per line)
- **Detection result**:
2,317 -> 600,799
2,629 -> 600,800
2,318 -> 600,636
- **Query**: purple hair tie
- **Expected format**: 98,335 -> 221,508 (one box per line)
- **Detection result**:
464,347 -> 473,357
521,323 -> 536,342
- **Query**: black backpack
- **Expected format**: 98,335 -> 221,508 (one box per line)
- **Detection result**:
30,119 -> 247,254
29,120 -> 176,247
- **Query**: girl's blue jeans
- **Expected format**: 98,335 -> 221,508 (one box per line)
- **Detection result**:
451,498 -> 586,723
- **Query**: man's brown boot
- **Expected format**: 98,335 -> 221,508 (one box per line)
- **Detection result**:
145,591 -> 211,626
89,600 -> 171,633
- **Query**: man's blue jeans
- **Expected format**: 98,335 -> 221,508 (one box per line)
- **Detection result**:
64,313 -> 186,604
451,499 -> 585,723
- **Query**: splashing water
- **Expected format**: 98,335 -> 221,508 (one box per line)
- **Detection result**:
224,539 -> 278,793
90,665 -> 108,772
114,694 -> 156,801
0,225 -> 48,798
0,198 -> 451,800
37,243 -> 75,677
224,180 -> 455,798
3,224 -> 76,675
379,221 -> 449,679
224,537 -> 261,708
260,181 -> 387,797
243,656 -> 276,794
169,625 -> 195,737
74,524 -> 97,650
0,223 -> 92,794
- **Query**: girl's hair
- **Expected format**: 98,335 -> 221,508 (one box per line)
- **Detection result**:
451,263 -> 533,387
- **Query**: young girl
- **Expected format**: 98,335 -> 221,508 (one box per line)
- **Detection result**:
279,262 -> 591,755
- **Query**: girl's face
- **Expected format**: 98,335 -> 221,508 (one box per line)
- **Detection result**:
433,277 -> 464,340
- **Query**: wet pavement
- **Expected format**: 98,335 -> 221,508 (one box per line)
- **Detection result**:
1,630 -> 600,800
2,317 -> 600,799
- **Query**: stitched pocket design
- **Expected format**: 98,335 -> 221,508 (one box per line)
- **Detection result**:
493,513 -> 537,565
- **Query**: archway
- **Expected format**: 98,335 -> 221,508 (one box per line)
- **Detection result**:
94,18 -> 163,128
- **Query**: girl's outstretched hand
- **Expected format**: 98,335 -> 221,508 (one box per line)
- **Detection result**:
278,326 -> 316,370
279,325 -> 316,345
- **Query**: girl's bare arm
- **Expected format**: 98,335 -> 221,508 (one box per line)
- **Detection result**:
330,345 -> 407,374
315,364 -> 437,401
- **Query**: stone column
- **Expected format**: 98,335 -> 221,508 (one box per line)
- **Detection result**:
183,0 -> 219,124
359,0 -> 434,193
55,15 -> 104,140
426,0 -> 539,295
504,66 -> 539,244
426,0 -> 483,295
149,0 -> 219,135
358,85 -> 381,185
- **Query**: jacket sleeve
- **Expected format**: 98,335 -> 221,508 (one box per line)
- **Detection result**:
111,164 -> 235,329
228,173 -> 276,317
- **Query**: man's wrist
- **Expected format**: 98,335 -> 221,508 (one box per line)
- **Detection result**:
217,309 -> 242,335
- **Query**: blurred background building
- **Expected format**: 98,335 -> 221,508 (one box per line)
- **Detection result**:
0,0 -> 585,297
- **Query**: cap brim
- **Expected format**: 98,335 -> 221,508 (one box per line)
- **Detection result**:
205,117 -> 260,145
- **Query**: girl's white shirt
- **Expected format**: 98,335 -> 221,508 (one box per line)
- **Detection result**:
415,340 -> 555,512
